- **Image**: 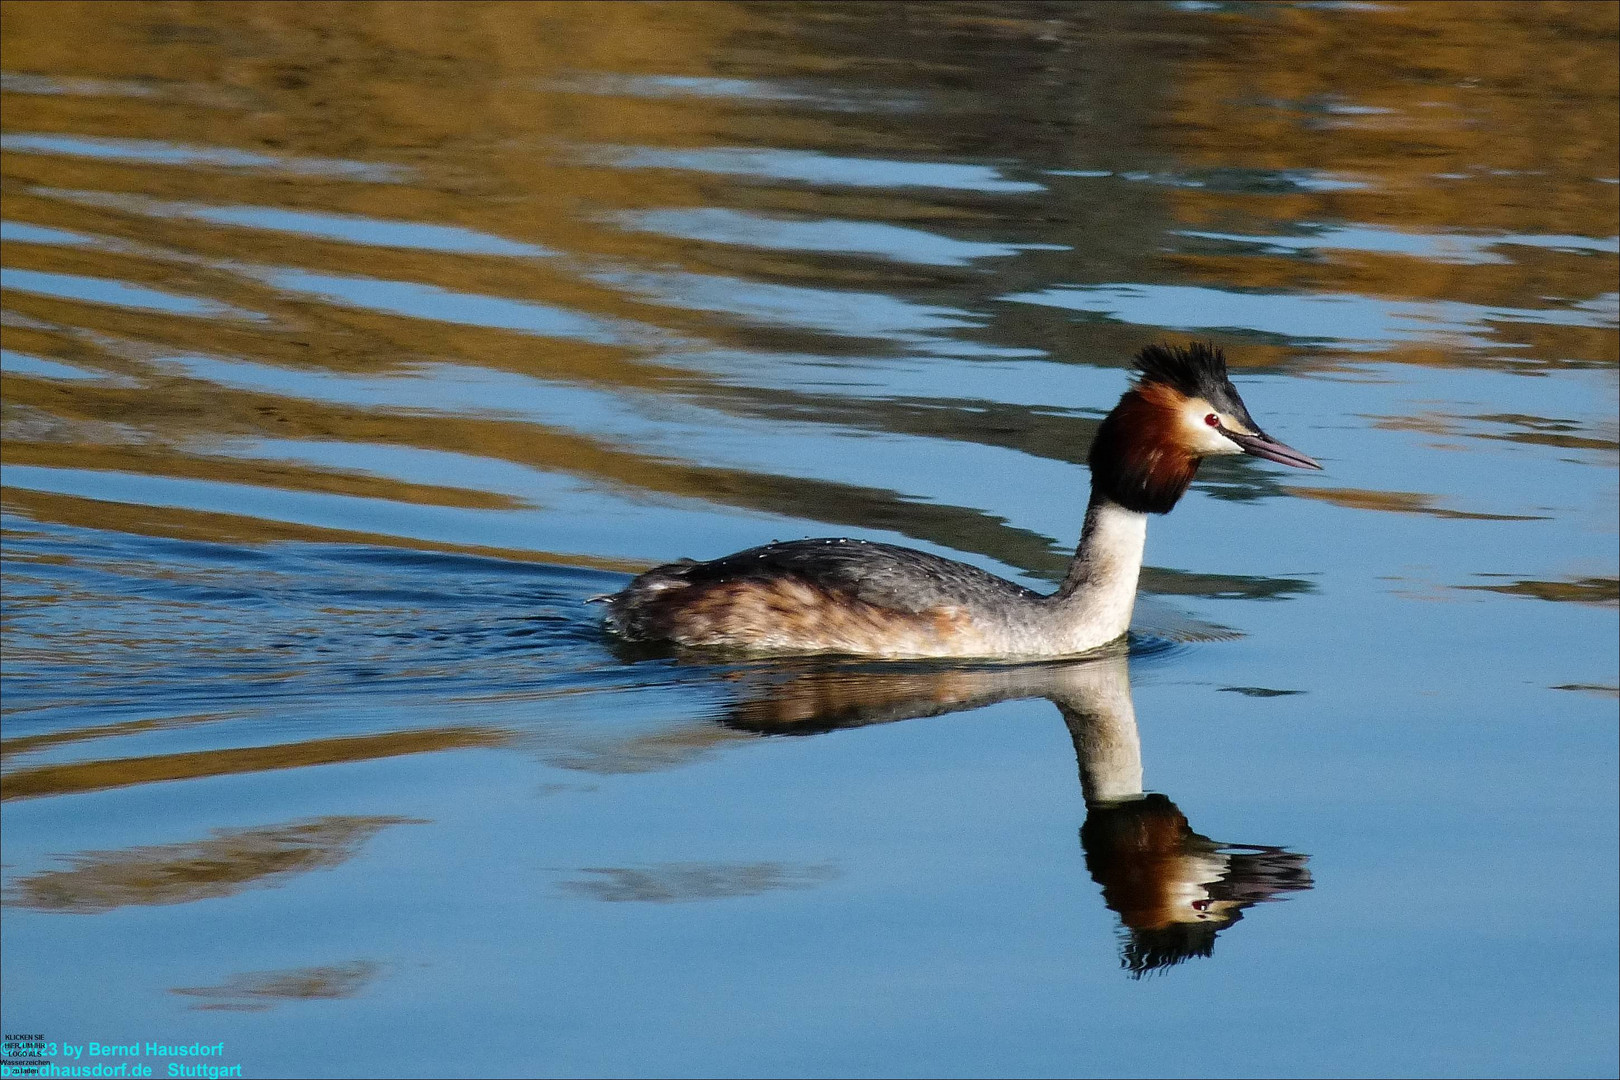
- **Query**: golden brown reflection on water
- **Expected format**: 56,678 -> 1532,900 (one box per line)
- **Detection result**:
1,0 -> 1613,751
171,961 -> 381,1012
4,1 -> 1609,568
0,7 -> 1616,1063
1,725 -> 509,800
1161,1 -> 1617,361
1,0 -> 1614,844
6,816 -> 420,912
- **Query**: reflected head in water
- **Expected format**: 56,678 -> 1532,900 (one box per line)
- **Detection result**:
1080,794 -> 1311,978
708,648 -> 1311,978
600,343 -> 1320,660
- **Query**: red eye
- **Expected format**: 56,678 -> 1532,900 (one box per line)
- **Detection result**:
1204,413 -> 1220,427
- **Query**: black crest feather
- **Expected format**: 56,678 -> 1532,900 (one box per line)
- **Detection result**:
1134,342 -> 1253,425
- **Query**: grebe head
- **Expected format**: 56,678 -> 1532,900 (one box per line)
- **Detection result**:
1089,342 -> 1322,515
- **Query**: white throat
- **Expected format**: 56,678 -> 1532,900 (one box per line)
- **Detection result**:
1046,495 -> 1149,652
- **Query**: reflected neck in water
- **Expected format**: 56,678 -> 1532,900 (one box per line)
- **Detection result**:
1049,653 -> 1144,806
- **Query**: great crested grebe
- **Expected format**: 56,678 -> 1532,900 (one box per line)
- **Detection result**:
602,343 -> 1320,658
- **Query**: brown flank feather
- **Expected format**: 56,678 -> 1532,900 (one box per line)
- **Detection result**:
628,575 -> 982,656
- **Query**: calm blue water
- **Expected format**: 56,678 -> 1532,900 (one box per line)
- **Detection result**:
2,3 -> 1616,1077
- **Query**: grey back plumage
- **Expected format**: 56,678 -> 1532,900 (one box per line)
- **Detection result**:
611,538 -> 1040,622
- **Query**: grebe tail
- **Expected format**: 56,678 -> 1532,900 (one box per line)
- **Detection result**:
603,342 -> 1319,658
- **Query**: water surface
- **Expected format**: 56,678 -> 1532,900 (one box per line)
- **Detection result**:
2,3 -> 1616,1077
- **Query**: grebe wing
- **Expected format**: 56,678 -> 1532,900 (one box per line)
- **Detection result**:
648,538 -> 1041,614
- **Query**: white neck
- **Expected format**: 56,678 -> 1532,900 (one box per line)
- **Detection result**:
1045,494 -> 1148,652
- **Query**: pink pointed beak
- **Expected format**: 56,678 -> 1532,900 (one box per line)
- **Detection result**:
1219,426 -> 1322,470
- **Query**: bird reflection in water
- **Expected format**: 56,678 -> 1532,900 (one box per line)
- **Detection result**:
710,649 -> 1312,978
